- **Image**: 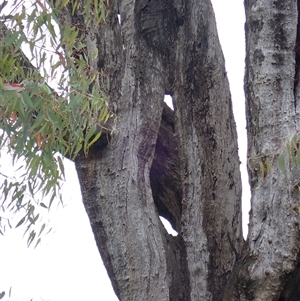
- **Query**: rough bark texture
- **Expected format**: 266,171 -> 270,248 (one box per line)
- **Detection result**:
226,0 -> 300,300
170,1 -> 243,299
55,0 -> 300,300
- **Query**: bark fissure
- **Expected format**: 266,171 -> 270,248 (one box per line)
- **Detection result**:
150,105 -> 182,232
294,0 -> 300,106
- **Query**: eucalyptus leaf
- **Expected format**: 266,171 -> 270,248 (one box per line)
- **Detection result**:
278,154 -> 286,175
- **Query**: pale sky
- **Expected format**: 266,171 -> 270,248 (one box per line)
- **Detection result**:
0,1 -> 248,300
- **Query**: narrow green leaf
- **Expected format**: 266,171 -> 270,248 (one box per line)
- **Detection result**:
62,0 -> 70,7
85,124 -> 97,143
86,131 -> 101,149
57,156 -> 65,179
38,223 -> 46,237
16,216 -> 26,228
28,181 -> 34,197
72,0 -> 78,14
265,157 -> 271,175
99,106 -> 108,121
259,161 -> 265,180
32,214 -> 39,224
73,142 -> 82,158
40,202 -> 48,209
278,154 -> 286,174
48,192 -> 56,209
27,230 -> 36,247
34,238 -> 41,249
29,113 -> 45,132
35,121 -> 49,135
27,205 -> 35,218
297,149 -> 300,167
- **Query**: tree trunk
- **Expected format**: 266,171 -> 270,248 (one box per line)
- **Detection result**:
225,0 -> 300,300
57,0 -> 300,300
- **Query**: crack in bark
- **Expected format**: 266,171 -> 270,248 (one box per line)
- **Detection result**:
294,0 -> 300,108
80,102 -> 189,300
150,104 -> 182,232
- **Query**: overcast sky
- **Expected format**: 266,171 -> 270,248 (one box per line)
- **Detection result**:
0,0 -> 247,300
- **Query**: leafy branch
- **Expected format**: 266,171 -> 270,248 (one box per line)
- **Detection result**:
0,0 -> 109,246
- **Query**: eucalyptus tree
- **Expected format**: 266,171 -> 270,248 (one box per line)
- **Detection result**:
1,0 -> 300,300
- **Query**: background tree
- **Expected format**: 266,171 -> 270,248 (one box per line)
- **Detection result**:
1,0 -> 300,300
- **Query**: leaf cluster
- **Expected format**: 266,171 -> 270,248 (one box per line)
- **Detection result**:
0,0 -> 109,246
278,133 -> 300,179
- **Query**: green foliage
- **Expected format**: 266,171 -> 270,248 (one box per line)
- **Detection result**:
277,133 -> 300,176
249,133 -> 300,185
278,153 -> 286,175
0,0 -> 109,246
259,156 -> 271,180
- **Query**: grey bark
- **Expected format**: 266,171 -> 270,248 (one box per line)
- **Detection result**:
231,0 -> 300,300
55,0 -> 300,300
